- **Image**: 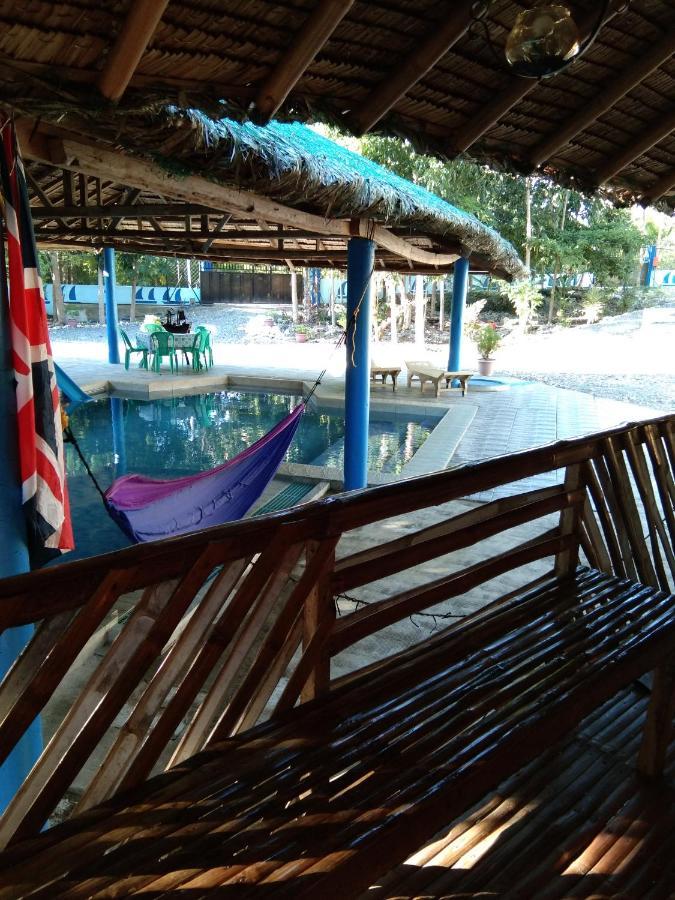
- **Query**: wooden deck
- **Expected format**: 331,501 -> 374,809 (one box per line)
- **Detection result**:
369,683 -> 675,898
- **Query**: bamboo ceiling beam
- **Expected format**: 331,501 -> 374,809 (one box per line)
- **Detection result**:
530,28 -> 675,169
595,106 -> 675,185
16,121 -> 461,269
30,203 -> 213,219
24,170 -> 67,230
251,0 -> 354,124
447,0 -> 626,156
98,0 -> 169,102
202,214 -> 231,254
353,0 -> 474,135
640,167 -> 675,205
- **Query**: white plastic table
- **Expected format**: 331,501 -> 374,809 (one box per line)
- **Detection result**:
136,331 -> 197,351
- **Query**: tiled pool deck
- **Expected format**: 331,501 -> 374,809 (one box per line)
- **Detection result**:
57,341 -> 663,498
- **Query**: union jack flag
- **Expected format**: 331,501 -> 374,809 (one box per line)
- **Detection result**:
0,115 -> 73,566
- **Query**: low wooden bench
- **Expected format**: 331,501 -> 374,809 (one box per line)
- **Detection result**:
1,567 -> 673,898
0,417 -> 672,897
370,364 -> 401,391
405,360 -> 473,397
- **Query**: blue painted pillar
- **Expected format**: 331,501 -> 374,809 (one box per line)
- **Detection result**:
448,256 -> 470,372
344,237 -> 374,491
103,247 -> 120,364
110,398 -> 127,477
0,246 -> 41,814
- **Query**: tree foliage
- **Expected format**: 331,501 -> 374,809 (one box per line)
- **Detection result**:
358,135 -> 643,288
39,250 -> 183,286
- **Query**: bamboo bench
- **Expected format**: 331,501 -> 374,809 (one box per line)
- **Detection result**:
0,568 -> 673,897
0,416 -> 672,897
405,360 -> 473,396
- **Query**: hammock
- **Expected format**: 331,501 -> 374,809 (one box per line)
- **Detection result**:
57,361 -> 305,543
104,403 -> 304,543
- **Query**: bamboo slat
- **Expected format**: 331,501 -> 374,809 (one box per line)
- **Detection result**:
77,557 -> 251,811
164,536 -> 306,768
0,541 -> 223,846
333,485 -> 576,593
206,535 -> 340,743
330,531 -> 572,655
580,496 -> 613,574
554,464 -> 584,576
623,429 -> 675,587
602,436 -> 658,588
0,569 -> 135,769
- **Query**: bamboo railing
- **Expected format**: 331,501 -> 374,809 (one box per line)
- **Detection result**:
0,415 -> 672,848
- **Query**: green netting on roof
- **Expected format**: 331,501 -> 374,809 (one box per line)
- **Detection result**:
153,107 -> 525,278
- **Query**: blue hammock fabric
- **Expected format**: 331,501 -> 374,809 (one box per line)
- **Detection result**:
104,403 -> 304,543
55,363 -> 94,411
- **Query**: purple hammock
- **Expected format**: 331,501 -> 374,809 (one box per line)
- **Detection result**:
105,403 -> 304,543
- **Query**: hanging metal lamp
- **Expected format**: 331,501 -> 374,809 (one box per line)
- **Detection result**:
505,4 -> 581,77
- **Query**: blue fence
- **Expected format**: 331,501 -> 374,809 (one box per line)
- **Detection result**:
43,284 -> 200,315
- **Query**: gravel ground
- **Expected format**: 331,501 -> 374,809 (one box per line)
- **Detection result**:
499,371 -> 673,412
49,303 -> 674,412
50,304 -> 279,345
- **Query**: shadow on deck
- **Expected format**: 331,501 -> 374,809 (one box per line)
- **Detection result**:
371,684 -> 675,898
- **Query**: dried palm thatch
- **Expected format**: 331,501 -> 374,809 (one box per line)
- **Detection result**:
8,86 -> 526,276
154,107 -> 526,275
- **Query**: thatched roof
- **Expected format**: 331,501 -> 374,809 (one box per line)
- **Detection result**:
137,107 -> 525,273
0,0 -> 673,210
14,99 -> 526,277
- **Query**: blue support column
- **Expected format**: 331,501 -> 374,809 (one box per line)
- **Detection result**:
0,249 -> 41,813
110,398 -> 127,477
103,247 -> 120,364
344,237 -> 374,491
448,256 -> 470,372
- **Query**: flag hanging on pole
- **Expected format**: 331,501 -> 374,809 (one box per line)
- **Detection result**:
0,114 -> 73,566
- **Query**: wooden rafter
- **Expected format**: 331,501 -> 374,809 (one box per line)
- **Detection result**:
447,0 -> 627,156
107,187 -> 142,233
202,214 -> 231,254
30,203 -> 213,219
529,28 -> 675,169
24,170 -> 66,230
641,167 -> 675,204
251,0 -> 354,123
353,1 -> 474,135
595,107 -> 675,185
98,0 -> 169,102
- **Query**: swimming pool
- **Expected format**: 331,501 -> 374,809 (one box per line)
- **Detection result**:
63,390 -> 437,560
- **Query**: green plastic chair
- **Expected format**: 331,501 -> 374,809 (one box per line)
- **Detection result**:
150,331 -> 178,373
195,326 -> 214,367
119,329 -> 149,370
181,332 -> 202,371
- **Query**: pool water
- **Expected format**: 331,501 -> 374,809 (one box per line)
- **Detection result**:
63,390 -> 436,560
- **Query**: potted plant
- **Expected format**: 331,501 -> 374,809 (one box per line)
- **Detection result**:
475,322 -> 501,375
295,325 -> 310,343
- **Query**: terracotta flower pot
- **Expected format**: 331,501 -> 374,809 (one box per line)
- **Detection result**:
478,357 -> 495,376
295,333 -> 308,343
